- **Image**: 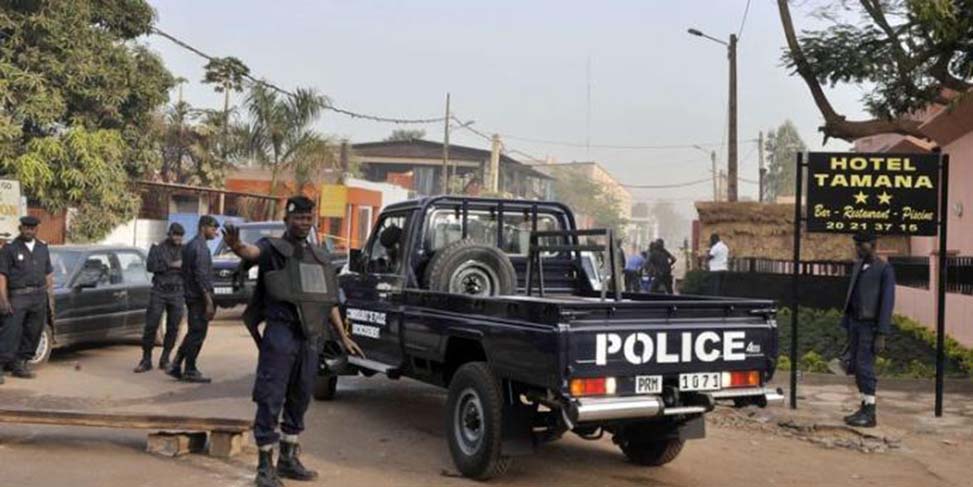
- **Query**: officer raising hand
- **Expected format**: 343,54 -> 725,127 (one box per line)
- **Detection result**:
225,195 -> 361,487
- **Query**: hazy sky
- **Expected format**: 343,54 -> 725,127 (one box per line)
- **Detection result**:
145,0 -> 866,217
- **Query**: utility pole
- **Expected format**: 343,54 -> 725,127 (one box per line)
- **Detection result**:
758,131 -> 766,203
727,33 -> 738,202
489,134 -> 501,193
441,92 -> 451,194
710,150 -> 718,201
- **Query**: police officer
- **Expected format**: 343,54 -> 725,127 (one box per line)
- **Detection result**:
223,196 -> 362,487
0,216 -> 54,384
166,216 -> 219,383
134,223 -> 186,373
841,230 -> 895,428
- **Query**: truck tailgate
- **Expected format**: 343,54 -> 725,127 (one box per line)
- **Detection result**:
566,318 -> 777,379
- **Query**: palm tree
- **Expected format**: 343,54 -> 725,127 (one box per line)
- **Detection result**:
239,82 -> 339,194
202,57 -> 250,158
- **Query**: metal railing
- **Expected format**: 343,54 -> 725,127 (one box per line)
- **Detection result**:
887,256 -> 930,290
946,256 -> 973,295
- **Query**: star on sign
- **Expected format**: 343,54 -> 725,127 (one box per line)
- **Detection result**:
878,192 -> 893,205
853,191 -> 869,204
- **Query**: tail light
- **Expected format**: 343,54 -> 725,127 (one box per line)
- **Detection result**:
569,377 -> 617,397
722,370 -> 761,388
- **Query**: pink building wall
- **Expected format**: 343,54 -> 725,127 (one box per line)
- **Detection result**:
856,97 -> 973,347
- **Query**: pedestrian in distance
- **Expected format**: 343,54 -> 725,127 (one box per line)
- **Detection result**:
648,238 -> 677,294
838,231 -> 895,428
134,222 -> 186,373
623,248 -> 646,293
223,195 -> 363,487
0,216 -> 54,384
166,215 -> 219,383
706,233 -> 729,295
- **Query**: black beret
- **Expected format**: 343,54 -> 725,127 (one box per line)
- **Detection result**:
20,216 -> 40,226
198,215 -> 219,228
853,230 -> 877,243
286,195 -> 315,215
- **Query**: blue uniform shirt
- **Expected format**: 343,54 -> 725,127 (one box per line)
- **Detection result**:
624,254 -> 646,272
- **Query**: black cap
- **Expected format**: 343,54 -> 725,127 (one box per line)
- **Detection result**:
20,216 -> 40,226
853,230 -> 877,243
285,195 -> 315,215
198,215 -> 219,228
168,222 -> 186,236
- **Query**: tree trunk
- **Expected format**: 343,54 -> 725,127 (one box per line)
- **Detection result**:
776,0 -> 929,143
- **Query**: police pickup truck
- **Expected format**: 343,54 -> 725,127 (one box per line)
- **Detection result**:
320,196 -> 782,479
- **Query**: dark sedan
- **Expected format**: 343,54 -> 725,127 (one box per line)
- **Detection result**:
30,245 -> 154,365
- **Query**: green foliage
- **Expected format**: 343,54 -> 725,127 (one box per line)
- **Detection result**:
763,120 -> 806,201
385,129 -> 426,142
4,126 -> 139,242
787,0 -> 973,119
551,167 -> 627,235
776,307 -> 972,378
238,83 -> 339,192
202,57 -> 250,94
0,0 -> 173,241
801,351 -> 830,373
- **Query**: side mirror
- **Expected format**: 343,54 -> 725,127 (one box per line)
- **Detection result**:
348,249 -> 364,273
75,268 -> 102,289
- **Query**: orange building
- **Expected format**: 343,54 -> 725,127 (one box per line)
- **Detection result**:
225,167 -> 382,251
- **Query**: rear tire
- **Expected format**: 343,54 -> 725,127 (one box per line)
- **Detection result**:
425,239 -> 516,296
313,375 -> 338,401
446,362 -> 510,479
619,437 -> 685,466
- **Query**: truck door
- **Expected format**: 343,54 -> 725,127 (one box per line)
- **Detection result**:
342,211 -> 413,368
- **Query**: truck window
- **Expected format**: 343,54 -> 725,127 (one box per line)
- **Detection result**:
425,210 -> 561,256
365,212 -> 411,274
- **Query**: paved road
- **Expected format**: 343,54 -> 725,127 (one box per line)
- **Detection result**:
1,313 -> 970,487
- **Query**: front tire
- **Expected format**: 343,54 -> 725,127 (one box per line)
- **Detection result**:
446,362 -> 510,479
29,325 -> 53,366
313,375 -> 338,401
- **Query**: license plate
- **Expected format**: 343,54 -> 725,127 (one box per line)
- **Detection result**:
679,372 -> 721,391
214,287 -> 233,295
634,375 -> 663,394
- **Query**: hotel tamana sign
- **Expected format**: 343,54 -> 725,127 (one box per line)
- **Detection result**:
805,152 -> 940,236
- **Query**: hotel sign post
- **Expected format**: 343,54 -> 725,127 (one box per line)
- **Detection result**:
789,152 -> 949,416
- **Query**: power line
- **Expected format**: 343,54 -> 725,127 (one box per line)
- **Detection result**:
621,178 -> 713,189
737,0 -> 753,38
150,27 -> 445,125
500,133 -> 738,150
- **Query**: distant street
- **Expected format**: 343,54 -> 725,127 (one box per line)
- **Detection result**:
1,311 -> 971,487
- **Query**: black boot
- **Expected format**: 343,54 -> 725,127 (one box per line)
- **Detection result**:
181,368 -> 212,383
843,402 -> 865,423
166,349 -> 185,379
158,348 -> 171,371
278,440 -> 318,481
846,404 -> 877,428
10,361 -> 35,379
255,448 -> 284,487
134,349 -> 153,373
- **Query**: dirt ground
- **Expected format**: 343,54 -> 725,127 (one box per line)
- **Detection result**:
1,311 -> 971,487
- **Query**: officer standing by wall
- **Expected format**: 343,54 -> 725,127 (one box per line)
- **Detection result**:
166,216 -> 219,383
706,233 -> 729,295
134,222 -> 186,373
0,216 -> 54,383
223,196 -> 363,487
840,231 -> 895,428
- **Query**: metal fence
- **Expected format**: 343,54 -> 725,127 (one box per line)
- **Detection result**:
947,256 -> 973,295
887,256 -> 930,290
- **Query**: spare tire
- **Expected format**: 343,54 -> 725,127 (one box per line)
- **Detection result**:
425,239 -> 516,296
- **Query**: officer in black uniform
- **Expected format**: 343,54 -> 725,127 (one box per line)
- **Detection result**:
840,230 -> 895,428
0,216 -> 54,384
223,196 -> 362,487
167,215 -> 220,383
134,222 -> 186,373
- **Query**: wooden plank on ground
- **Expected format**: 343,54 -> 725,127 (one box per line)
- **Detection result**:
0,409 -> 252,433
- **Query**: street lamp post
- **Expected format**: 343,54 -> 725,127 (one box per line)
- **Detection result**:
692,144 -> 719,201
688,28 -> 738,202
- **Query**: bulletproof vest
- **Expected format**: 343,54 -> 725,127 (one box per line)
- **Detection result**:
261,238 -> 340,342
844,258 -> 887,322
